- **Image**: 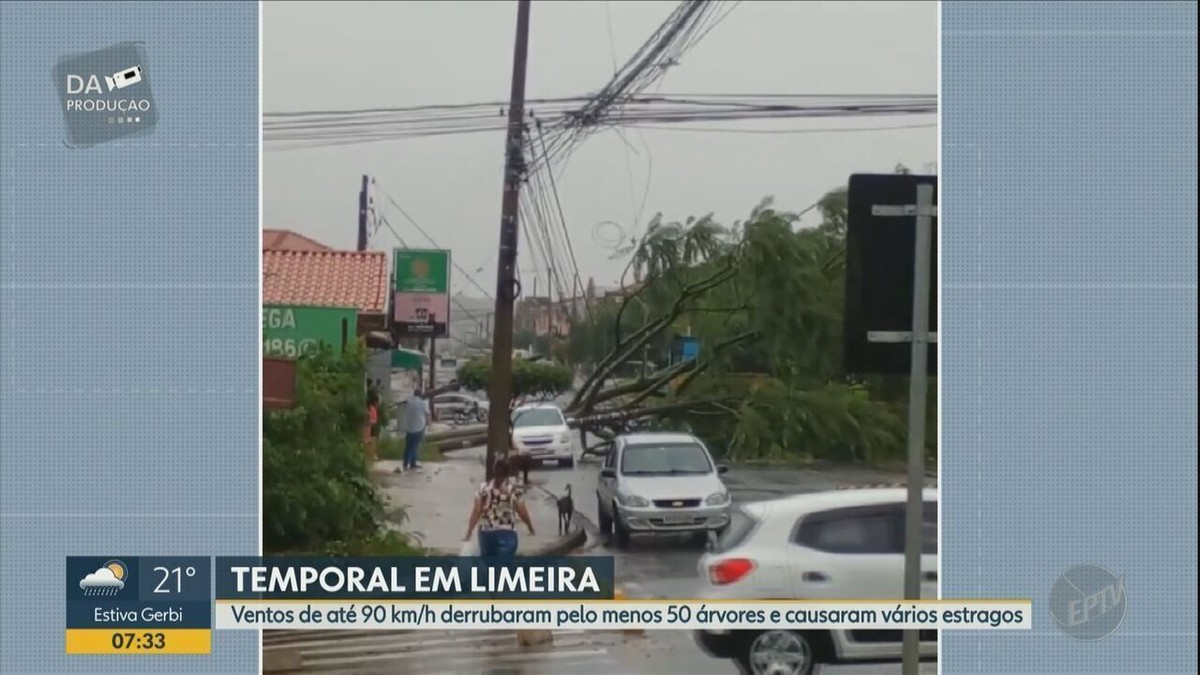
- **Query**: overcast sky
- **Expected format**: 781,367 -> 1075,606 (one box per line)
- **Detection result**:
264,0 -> 936,297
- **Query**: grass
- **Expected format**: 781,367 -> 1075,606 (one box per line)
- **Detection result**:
377,436 -> 445,463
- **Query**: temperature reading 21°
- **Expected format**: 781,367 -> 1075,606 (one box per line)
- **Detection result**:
153,566 -> 197,594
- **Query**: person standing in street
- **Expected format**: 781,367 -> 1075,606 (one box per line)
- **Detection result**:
463,457 -> 536,558
364,391 -> 379,466
402,388 -> 431,471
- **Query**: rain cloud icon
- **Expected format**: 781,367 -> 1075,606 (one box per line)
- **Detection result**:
80,560 -> 128,596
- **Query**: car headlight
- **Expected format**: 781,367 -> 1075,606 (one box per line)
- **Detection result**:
557,432 -> 571,443
623,495 -> 650,508
705,492 -> 730,506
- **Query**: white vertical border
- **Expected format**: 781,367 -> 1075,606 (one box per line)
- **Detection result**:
935,2 -> 944,675
257,1 -> 265,672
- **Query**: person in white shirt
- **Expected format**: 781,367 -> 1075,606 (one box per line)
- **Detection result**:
402,389 -> 432,471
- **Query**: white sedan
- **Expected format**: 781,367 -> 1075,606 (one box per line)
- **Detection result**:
693,488 -> 939,675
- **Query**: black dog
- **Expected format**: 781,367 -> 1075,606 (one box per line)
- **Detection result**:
556,485 -> 574,536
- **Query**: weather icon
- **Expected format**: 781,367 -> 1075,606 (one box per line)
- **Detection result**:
79,560 -> 128,596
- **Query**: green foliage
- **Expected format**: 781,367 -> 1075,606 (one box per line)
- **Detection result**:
727,380 -> 906,464
567,172 -> 936,467
457,358 -> 573,405
263,343 -> 420,555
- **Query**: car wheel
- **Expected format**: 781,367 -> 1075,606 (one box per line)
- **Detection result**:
559,457 -> 575,469
613,509 -> 631,549
597,498 -> 613,535
735,630 -> 817,675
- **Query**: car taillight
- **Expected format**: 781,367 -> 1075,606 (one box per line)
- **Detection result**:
709,558 -> 755,585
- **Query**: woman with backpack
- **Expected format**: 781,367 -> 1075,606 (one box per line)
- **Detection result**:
463,457 -> 536,558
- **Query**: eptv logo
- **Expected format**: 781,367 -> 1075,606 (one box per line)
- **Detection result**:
1049,564 -> 1127,641
53,42 -> 158,148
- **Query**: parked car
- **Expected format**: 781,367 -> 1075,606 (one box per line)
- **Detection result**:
596,432 -> 731,549
431,392 -> 488,423
692,488 -> 939,675
510,403 -> 574,467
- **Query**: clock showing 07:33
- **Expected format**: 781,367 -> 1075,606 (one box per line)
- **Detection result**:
110,632 -> 166,651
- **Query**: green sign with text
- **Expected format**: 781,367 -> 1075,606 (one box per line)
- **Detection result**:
262,305 -> 356,358
393,249 -> 450,294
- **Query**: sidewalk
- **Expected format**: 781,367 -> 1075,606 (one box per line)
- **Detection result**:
371,460 -> 584,556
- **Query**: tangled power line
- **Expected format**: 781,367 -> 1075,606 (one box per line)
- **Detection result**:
268,0 -> 937,327
264,94 -> 935,151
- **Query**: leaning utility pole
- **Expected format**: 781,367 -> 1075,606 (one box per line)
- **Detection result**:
484,0 -> 532,481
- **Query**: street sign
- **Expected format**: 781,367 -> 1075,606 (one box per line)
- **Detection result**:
393,249 -> 451,337
262,305 -> 356,358
842,173 -> 938,675
843,173 -> 938,376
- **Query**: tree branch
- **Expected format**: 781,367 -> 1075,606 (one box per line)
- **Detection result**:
684,304 -> 751,314
588,357 -> 701,407
571,397 -> 737,429
622,330 -> 756,409
569,261 -> 738,412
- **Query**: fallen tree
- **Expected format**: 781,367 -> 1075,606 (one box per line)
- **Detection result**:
558,187 -> 921,465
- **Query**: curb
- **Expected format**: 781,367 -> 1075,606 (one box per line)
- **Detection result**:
527,524 -> 586,557
526,484 -> 587,557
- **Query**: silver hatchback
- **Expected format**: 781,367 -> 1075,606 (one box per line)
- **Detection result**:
596,432 -> 731,549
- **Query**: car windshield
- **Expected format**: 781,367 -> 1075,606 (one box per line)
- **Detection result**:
511,408 -> 564,428
620,442 -> 713,475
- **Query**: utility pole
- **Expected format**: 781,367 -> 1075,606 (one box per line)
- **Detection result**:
428,314 -> 438,392
484,0 -> 532,481
357,175 -> 370,251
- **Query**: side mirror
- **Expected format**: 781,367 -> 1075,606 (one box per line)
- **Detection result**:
600,468 -> 616,479
717,465 -> 729,475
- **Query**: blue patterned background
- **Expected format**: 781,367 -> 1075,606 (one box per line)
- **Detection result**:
0,2 -> 259,672
1,1 -> 1195,674
942,2 -> 1196,673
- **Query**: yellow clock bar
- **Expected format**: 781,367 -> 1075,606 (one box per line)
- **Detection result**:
65,629 -> 212,655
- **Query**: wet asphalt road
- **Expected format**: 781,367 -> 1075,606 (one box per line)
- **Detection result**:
442,443 -> 935,674
445,441 -> 924,599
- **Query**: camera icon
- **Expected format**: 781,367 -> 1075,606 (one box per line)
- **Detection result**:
104,65 -> 143,91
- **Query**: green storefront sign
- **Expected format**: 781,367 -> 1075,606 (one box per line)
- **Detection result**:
262,305 -> 357,358
393,249 -> 450,294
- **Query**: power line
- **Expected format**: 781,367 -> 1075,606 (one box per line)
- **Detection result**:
375,186 -> 495,301
370,197 -> 495,326
623,121 -> 937,135
264,96 -> 936,150
533,122 -> 589,319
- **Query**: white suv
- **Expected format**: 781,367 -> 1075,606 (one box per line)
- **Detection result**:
693,488 -> 938,675
510,403 -> 574,467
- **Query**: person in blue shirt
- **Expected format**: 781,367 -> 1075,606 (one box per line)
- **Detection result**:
402,389 -> 432,471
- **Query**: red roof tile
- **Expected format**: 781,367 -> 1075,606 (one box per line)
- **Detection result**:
263,229 -> 334,252
263,249 -> 389,315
